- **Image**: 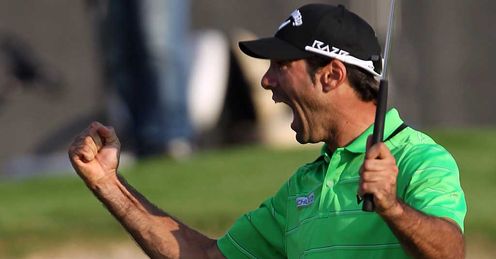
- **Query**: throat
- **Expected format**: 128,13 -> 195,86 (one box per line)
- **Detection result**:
327,115 -> 374,149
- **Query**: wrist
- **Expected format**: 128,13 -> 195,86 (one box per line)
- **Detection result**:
86,171 -> 119,192
379,199 -> 404,219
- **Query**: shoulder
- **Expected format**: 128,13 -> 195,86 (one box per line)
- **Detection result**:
391,129 -> 465,212
390,127 -> 458,171
284,156 -> 326,194
294,155 -> 327,179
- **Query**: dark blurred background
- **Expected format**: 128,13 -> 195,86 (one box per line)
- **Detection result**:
0,0 -> 495,178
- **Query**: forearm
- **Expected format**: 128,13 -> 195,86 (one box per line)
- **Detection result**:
381,200 -> 464,259
87,174 -> 219,259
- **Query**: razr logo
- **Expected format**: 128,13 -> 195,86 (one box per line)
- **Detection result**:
311,40 -> 349,56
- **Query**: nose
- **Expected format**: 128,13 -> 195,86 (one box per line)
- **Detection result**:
261,69 -> 275,90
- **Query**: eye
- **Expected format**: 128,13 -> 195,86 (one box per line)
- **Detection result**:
275,60 -> 291,70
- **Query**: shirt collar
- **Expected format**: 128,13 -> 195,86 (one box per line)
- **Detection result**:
320,108 -> 404,155
345,108 -> 404,153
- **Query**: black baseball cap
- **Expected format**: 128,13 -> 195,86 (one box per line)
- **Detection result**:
239,4 -> 383,76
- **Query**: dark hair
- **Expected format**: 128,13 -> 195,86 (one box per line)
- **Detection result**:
305,55 -> 379,102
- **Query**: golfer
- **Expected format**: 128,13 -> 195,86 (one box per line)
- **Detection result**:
68,4 -> 466,258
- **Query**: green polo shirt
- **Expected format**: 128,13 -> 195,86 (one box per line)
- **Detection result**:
218,108 -> 466,259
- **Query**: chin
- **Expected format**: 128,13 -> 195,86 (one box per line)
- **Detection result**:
294,131 -> 304,144
295,132 -> 321,144
295,132 -> 310,144
295,136 -> 306,144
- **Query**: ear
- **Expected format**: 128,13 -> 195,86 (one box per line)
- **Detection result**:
320,59 -> 347,92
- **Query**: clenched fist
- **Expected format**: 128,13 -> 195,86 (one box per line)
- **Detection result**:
359,136 -> 400,216
68,121 -> 121,187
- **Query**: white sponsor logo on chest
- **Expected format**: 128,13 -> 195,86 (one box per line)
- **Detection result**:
296,192 -> 315,208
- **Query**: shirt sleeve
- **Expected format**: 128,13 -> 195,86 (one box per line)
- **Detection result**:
401,144 -> 467,231
217,182 -> 288,259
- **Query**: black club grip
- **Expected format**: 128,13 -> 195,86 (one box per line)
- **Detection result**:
362,80 -> 388,212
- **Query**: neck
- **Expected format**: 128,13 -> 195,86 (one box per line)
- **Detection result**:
326,98 -> 376,152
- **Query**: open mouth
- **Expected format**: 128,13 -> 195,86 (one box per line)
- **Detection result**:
272,93 -> 290,105
271,94 -> 298,129
290,109 -> 298,130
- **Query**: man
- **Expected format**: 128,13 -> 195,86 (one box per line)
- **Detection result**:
68,4 -> 466,258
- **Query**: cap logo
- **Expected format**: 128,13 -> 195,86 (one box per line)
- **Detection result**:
305,40 -> 381,77
278,9 -> 303,31
311,40 -> 349,56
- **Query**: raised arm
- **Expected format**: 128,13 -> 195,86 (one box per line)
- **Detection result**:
68,122 -> 224,259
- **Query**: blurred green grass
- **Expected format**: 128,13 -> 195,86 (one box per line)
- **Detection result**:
0,129 -> 495,257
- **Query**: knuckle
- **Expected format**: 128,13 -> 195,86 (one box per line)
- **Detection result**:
82,145 -> 92,154
363,160 -> 373,170
387,157 -> 397,166
391,165 -> 398,175
361,183 -> 373,194
83,136 -> 94,145
361,172 -> 369,181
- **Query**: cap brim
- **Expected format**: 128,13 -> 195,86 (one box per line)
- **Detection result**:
239,37 -> 313,60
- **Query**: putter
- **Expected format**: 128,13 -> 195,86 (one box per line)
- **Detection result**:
362,0 -> 396,212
